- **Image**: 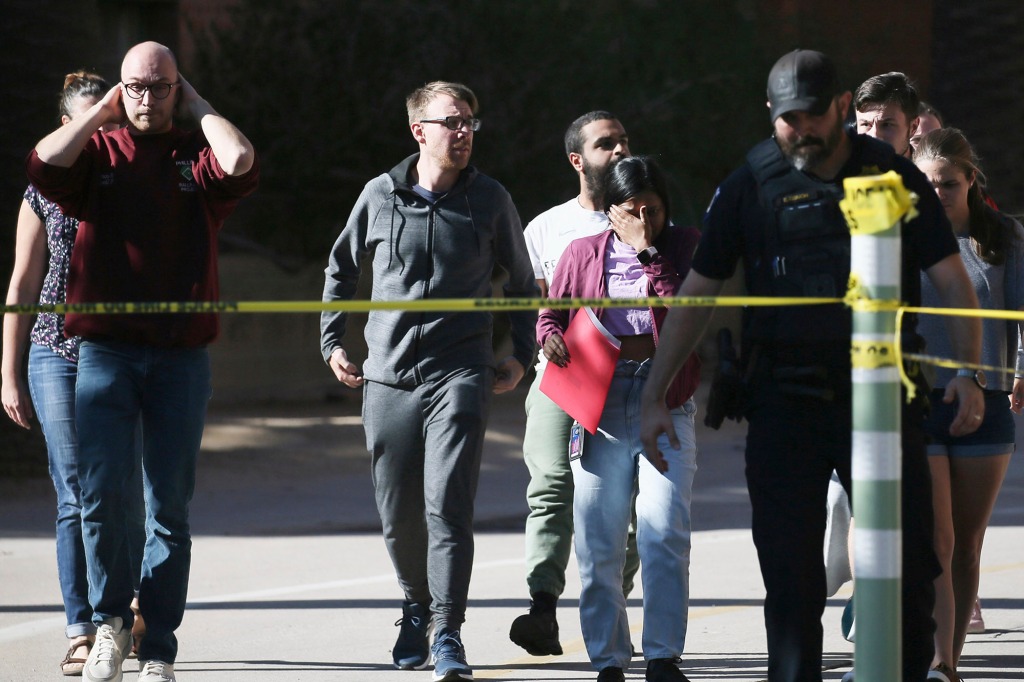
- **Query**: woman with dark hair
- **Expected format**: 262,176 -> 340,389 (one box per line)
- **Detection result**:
537,156 -> 700,682
1,71 -> 144,675
914,127 -> 1024,682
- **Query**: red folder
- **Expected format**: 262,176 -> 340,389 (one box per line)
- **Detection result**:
540,307 -> 621,434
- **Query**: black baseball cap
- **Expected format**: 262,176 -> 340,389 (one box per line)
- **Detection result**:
767,49 -> 840,122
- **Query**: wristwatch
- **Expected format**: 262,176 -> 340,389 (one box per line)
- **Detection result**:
957,367 -> 987,389
637,246 -> 659,265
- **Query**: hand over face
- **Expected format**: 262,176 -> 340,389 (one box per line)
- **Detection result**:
608,204 -> 652,252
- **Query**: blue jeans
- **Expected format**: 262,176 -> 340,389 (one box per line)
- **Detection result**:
28,343 -> 145,639
76,340 -> 211,663
572,359 -> 697,670
522,366 -> 642,599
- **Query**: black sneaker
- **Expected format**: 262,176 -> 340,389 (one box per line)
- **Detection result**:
646,657 -> 691,681
392,601 -> 433,670
509,592 -> 562,656
431,629 -> 473,681
597,667 -> 625,682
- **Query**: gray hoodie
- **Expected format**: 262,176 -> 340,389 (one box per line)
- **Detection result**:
321,153 -> 538,386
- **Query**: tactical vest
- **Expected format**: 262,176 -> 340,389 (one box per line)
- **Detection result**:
743,136 -> 897,356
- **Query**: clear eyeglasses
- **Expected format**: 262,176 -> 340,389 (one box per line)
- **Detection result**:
123,82 -> 178,100
419,116 -> 482,132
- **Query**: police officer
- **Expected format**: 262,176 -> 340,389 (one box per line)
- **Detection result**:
639,50 -> 984,682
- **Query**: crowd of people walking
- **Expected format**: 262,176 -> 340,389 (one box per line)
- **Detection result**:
3,42 -> 1017,682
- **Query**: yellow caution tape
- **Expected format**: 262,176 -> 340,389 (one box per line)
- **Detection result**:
839,171 -> 917,235
1,295 -> 844,316
891,308 -> 918,400
844,272 -> 871,306
850,339 -> 898,369
905,305 -> 1024,322
844,273 -> 901,313
902,352 -> 1014,377
11,299 -> 1021,318
5,297 -> 1018,388
893,306 -> 1024,401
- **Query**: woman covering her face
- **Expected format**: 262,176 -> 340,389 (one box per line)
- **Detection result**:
536,156 -> 701,682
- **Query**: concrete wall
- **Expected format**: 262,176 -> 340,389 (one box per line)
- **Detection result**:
209,252 -> 366,406
209,253 -> 519,406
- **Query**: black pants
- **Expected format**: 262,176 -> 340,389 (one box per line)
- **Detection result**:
744,384 -> 939,682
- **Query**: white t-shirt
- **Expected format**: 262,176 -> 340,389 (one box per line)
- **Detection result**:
524,197 -> 609,286
523,197 -> 609,365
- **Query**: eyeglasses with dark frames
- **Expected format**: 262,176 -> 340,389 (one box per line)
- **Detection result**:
419,115 -> 482,132
123,82 -> 179,100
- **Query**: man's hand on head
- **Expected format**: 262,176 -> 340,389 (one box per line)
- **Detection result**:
99,84 -> 126,127
175,74 -> 204,119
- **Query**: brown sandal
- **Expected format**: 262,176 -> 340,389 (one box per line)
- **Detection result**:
129,598 -> 146,659
61,640 -> 92,676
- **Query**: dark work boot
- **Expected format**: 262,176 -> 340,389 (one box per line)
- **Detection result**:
646,657 -> 691,681
509,591 -> 562,656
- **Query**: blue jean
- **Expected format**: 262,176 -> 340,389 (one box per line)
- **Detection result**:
28,343 -> 145,639
76,340 -> 211,663
522,366 -> 641,599
572,359 -> 697,670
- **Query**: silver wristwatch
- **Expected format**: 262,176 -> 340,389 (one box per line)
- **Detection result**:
957,367 -> 987,389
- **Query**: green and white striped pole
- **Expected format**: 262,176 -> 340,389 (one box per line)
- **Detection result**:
841,171 -> 917,681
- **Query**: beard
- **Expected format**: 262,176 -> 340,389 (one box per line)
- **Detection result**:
434,140 -> 472,171
126,105 -> 172,135
582,156 -> 618,204
779,116 -> 845,173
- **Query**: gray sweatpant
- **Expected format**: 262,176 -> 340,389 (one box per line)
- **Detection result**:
362,366 -> 493,632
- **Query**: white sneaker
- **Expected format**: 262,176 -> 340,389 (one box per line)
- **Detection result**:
83,618 -> 132,682
139,660 -> 176,681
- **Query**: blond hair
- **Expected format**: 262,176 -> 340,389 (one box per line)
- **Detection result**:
405,81 -> 478,124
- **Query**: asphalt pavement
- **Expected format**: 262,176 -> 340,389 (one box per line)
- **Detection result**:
2,382 -> 1022,681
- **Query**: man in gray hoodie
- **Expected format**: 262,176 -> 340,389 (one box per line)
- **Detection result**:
320,81 -> 538,682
